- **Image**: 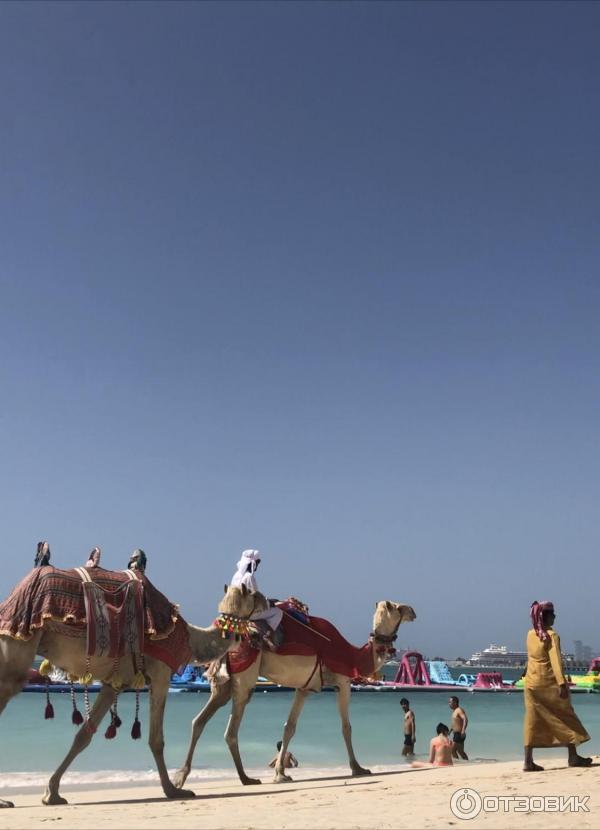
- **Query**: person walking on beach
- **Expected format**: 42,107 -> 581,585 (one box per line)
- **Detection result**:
400,698 -> 416,757
411,723 -> 453,768
523,600 -> 591,772
448,696 -> 468,760
269,741 -> 299,769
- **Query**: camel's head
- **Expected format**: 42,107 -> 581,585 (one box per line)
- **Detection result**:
373,601 -> 416,636
218,584 -> 255,619
251,590 -> 270,614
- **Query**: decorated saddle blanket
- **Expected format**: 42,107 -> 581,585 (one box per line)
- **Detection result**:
0,566 -> 191,672
227,599 -> 375,679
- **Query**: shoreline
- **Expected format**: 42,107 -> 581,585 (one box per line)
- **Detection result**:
1,758 -> 598,829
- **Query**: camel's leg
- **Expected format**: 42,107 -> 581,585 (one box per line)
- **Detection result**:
336,681 -> 370,776
224,679 -> 260,785
147,673 -> 195,799
43,684 -> 116,805
173,680 -> 232,789
1,633 -> 42,808
273,689 -> 309,783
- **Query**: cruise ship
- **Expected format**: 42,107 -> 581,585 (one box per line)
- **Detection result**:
468,643 -> 575,669
468,644 -> 527,668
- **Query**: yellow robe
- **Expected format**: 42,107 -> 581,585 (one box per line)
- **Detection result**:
524,628 -> 590,748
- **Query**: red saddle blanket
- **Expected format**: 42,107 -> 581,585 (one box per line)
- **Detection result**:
0,566 -> 190,673
227,604 -> 375,679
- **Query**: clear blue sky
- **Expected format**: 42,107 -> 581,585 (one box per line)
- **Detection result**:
1,1 -> 599,657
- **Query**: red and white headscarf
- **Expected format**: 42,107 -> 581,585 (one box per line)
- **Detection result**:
530,600 -> 554,642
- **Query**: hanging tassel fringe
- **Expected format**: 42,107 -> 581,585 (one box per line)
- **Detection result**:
131,690 -> 141,739
44,685 -> 54,719
39,659 -> 52,677
105,699 -> 122,740
132,671 -> 146,690
105,722 -> 117,739
70,682 -> 84,725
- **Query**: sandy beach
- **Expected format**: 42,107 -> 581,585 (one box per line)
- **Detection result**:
1,759 -> 598,830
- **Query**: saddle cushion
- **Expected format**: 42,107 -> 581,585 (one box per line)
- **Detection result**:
0,566 -> 191,672
226,601 -> 375,679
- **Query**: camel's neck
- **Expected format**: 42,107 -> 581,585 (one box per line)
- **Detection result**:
186,623 -> 238,665
369,617 -> 400,673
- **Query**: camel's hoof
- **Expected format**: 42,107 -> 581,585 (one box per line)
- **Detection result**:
0,799 -> 15,808
172,769 -> 189,789
273,773 -> 294,783
167,787 -> 195,799
352,767 -> 371,777
241,777 -> 261,786
42,792 -> 68,806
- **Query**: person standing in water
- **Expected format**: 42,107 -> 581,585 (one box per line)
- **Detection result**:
448,696 -> 469,760
400,698 -> 416,757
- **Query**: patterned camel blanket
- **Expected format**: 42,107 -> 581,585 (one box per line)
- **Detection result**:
0,566 -> 191,673
227,601 -> 375,679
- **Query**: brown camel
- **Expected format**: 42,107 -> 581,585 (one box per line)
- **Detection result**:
0,578 -> 253,808
173,600 -> 416,787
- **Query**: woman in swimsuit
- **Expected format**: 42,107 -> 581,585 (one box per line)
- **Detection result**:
411,723 -> 453,768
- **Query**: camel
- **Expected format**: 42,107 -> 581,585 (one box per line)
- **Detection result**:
173,599 -> 416,787
0,573 -> 254,808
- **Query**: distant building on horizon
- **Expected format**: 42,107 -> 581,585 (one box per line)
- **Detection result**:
574,640 -> 594,665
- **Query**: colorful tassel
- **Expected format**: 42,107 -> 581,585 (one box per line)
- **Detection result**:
131,671 -> 146,690
44,685 -> 54,719
110,674 -> 124,690
70,682 -> 84,725
113,712 -> 122,728
131,690 -> 141,739
39,659 -> 52,677
105,722 -> 117,739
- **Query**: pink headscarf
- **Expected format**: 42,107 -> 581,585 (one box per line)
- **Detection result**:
530,600 -> 554,642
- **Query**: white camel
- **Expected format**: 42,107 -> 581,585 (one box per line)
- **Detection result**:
174,600 -> 416,787
0,579 -> 253,808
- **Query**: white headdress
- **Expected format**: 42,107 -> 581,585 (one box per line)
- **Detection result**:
230,549 -> 261,594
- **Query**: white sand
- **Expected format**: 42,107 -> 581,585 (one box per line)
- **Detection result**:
1,759 -> 598,829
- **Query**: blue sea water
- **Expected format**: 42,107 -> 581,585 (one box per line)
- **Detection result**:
2,687 -> 599,792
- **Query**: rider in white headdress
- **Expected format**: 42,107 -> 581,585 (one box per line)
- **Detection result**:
231,550 -> 262,594
230,549 -> 283,647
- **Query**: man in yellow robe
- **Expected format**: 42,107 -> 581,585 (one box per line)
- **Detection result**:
523,600 -> 591,771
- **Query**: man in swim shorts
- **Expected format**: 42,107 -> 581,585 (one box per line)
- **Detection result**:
400,698 -> 416,757
448,695 -> 469,760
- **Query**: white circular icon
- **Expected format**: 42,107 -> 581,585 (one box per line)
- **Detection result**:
450,788 -> 483,820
